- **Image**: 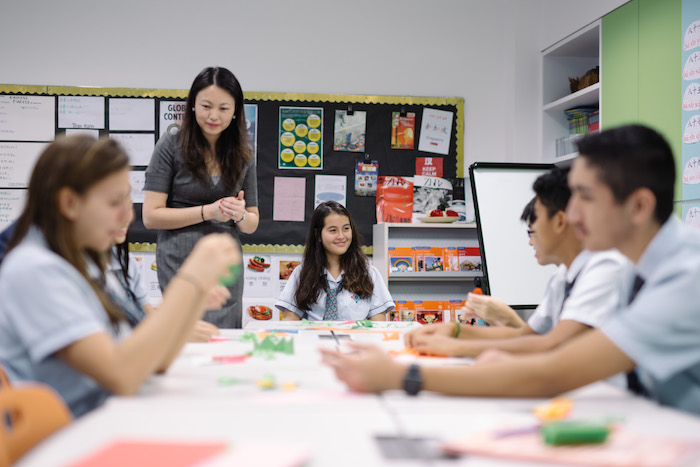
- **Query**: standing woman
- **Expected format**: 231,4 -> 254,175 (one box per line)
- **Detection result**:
143,67 -> 259,328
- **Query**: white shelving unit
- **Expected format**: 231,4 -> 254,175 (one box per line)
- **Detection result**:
542,21 -> 601,164
372,222 -> 481,302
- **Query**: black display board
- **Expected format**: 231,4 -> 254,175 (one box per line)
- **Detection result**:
0,86 -> 464,251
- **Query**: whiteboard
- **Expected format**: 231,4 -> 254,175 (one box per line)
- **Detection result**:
469,162 -> 557,308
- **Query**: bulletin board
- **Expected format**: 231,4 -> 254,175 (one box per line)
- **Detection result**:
0,84 -> 464,252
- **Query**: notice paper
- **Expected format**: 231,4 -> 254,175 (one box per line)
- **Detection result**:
110,133 -> 155,166
58,96 -> 105,129
273,177 -> 305,221
0,94 -> 55,142
0,142 -> 48,188
109,98 -> 155,131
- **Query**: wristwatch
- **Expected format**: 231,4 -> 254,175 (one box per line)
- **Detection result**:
403,363 -> 422,396
233,209 -> 247,224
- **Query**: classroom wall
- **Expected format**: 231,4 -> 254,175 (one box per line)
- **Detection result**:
0,0 -> 627,175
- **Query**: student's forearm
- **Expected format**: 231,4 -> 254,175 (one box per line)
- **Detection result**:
370,312 -> 387,321
454,333 -> 559,357
457,324 -> 527,340
143,205 -> 208,230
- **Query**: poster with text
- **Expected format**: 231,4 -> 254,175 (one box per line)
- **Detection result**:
355,159 -> 378,197
0,95 -> 55,142
333,110 -> 366,152
58,96 -> 105,129
279,107 -> 323,169
315,174 -> 346,208
683,203 -> 700,230
159,100 -> 186,137
682,0 -> 700,200
0,142 -> 48,188
418,108 -> 453,155
243,253 -> 274,297
416,156 -> 443,177
376,176 -> 413,223
278,257 -> 302,295
391,112 -> 416,149
0,189 -> 26,230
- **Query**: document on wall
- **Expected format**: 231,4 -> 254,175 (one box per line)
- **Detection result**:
273,177 -> 305,222
65,128 -> 100,139
0,95 -> 55,142
109,133 -> 155,166
109,98 -> 155,131
129,171 -> 146,204
58,96 -> 105,129
0,142 -> 49,188
0,189 -> 27,230
314,174 -> 346,208
683,203 -> 700,230
418,108 -> 453,155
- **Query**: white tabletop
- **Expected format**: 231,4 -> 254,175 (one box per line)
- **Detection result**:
16,321 -> 700,466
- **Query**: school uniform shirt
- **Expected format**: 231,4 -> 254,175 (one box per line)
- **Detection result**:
528,249 -> 629,334
275,263 -> 395,321
0,228 -> 130,417
602,216 -> 700,415
108,249 -> 150,309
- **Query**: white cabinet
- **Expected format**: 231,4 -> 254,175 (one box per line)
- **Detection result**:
372,223 -> 481,302
542,21 -> 600,163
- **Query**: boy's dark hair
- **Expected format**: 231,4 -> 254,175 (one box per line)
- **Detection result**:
520,197 -> 536,225
532,166 -> 571,219
575,124 -> 675,224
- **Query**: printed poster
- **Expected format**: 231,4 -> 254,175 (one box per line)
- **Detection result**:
376,176 -> 413,223
682,0 -> 700,200
129,171 -> 145,204
242,297 -> 279,329
355,159 -> 378,197
279,107 -> 323,169
159,100 -> 186,137
242,253 -> 274,298
391,111 -> 416,149
412,175 -> 454,222
130,251 -> 162,307
333,110 -> 366,152
418,108 -> 453,155
315,174 -> 346,208
416,157 -> 443,177
109,98 -> 155,132
278,257 -> 302,295
109,133 -> 155,166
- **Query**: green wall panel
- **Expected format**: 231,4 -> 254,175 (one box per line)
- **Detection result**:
602,0 -> 683,201
602,0 -> 639,128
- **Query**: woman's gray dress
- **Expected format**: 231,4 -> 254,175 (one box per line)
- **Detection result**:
144,132 -> 258,328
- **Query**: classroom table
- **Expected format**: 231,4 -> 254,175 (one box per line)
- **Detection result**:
15,321 -> 700,466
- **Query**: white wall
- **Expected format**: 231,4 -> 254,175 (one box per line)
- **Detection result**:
0,0 -> 627,172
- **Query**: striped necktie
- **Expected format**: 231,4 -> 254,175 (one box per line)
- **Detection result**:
626,274 -> 648,397
323,281 -> 343,320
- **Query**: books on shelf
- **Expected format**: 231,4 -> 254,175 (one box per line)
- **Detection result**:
388,245 -> 481,274
389,299 -> 466,322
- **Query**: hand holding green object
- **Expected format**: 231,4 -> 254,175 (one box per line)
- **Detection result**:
219,262 -> 242,286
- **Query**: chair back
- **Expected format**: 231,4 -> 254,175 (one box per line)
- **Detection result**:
0,367 -> 72,466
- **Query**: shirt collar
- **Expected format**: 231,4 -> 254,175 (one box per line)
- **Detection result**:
322,267 -> 344,284
565,249 -> 592,283
636,215 -> 681,280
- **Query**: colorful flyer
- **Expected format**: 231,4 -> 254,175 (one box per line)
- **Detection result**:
376,176 -> 413,223
391,112 -> 416,149
416,156 -> 443,177
418,108 -> 453,155
279,107 -> 323,170
355,159 -> 378,197
334,110 -> 366,152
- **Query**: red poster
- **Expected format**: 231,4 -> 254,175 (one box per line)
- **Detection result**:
416,157 -> 443,177
376,176 -> 413,223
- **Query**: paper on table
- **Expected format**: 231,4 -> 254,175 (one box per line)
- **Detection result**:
69,439 -> 227,467
273,177 -> 305,221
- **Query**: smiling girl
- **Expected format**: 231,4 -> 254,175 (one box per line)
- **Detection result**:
276,201 -> 394,321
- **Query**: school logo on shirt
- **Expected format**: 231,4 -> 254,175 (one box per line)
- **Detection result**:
352,294 -> 360,303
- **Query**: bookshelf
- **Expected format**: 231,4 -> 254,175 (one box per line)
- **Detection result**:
372,223 -> 481,304
542,21 -> 601,163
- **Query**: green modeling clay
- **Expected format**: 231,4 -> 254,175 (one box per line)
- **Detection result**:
219,263 -> 242,287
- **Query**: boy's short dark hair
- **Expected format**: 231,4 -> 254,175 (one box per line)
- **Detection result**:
575,124 -> 675,224
532,167 -> 571,219
520,197 -> 536,225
